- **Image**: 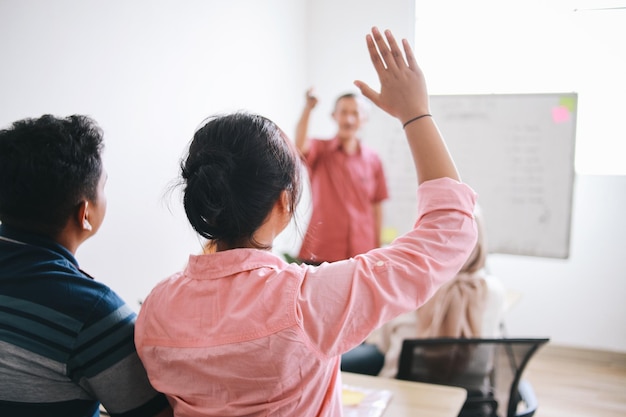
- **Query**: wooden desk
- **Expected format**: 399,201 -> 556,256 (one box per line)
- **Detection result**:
342,372 -> 467,417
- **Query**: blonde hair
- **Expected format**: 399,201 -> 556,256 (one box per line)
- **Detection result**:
415,206 -> 489,338
458,207 -> 487,275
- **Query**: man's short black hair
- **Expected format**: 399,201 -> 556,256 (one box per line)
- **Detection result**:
0,114 -> 104,236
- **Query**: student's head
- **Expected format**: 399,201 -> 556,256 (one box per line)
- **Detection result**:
181,112 -> 302,250
0,114 -> 106,241
332,93 -> 369,141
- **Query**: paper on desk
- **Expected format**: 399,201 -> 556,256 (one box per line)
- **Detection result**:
342,384 -> 393,417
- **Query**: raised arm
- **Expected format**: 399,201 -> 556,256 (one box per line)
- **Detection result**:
294,87 -> 318,155
354,27 -> 460,184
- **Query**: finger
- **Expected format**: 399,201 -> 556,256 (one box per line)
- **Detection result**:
371,27 -> 397,71
354,80 -> 380,107
365,32 -> 386,75
384,29 -> 406,68
402,39 -> 418,70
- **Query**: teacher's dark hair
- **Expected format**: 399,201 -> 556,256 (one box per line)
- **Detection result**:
181,112 -> 302,249
0,114 -> 104,236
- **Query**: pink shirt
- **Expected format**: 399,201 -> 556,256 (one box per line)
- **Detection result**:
135,178 -> 477,417
298,137 -> 388,263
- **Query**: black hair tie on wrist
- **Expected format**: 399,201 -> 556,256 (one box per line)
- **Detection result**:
403,114 -> 432,129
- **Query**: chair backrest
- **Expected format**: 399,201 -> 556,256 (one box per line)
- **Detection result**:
396,338 -> 549,417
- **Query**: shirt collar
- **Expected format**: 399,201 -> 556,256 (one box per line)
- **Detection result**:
0,224 -> 79,268
186,248 -> 288,280
330,136 -> 362,155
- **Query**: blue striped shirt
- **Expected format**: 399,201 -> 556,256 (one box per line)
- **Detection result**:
0,225 -> 168,417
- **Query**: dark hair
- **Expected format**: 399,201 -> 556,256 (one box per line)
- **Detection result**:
0,114 -> 104,235
334,93 -> 357,110
181,112 -> 301,249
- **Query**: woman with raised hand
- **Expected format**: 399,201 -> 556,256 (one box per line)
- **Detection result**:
135,27 -> 477,416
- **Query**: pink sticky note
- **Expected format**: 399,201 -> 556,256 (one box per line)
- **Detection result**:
552,106 -> 570,124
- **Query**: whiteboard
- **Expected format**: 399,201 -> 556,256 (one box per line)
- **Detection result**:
362,93 -> 577,259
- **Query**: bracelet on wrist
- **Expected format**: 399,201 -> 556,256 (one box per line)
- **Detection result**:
402,114 -> 432,129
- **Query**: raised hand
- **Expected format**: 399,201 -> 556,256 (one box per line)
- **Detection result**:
304,87 -> 319,111
356,26 -> 460,183
354,27 -> 429,126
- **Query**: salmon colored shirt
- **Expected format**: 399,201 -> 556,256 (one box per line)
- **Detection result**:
135,177 -> 477,417
298,137 -> 388,263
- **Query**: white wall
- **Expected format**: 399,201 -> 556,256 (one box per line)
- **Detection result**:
0,0 -> 309,306
303,0 -> 416,139
1,0 -> 624,354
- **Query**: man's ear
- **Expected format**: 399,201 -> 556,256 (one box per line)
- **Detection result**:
77,200 -> 92,231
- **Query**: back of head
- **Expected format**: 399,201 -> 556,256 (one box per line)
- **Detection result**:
0,114 -> 104,236
181,112 -> 301,249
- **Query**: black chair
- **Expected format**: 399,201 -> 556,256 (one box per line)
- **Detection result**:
396,338 -> 549,417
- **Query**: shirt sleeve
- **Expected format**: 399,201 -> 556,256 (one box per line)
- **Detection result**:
372,312 -> 419,378
296,177 -> 478,357
70,289 -> 168,417
302,138 -> 322,169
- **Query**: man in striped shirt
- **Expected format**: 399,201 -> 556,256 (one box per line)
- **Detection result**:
0,115 -> 172,417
